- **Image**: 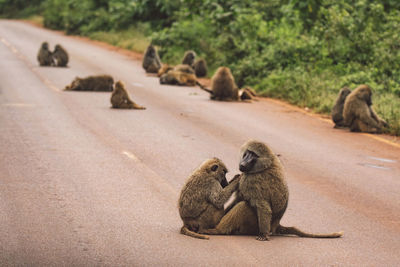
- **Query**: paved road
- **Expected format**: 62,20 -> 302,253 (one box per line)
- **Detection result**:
0,20 -> 399,266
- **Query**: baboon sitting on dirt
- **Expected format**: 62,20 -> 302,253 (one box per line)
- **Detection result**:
179,158 -> 240,239
37,42 -> 54,66
331,87 -> 351,128
110,81 -> 146,109
52,44 -> 69,67
142,44 -> 162,73
201,140 -> 343,241
343,84 -> 388,133
64,75 -> 114,91
193,59 -> 207,78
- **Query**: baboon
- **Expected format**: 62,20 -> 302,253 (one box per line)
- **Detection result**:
159,71 -> 197,86
52,44 -> 69,67
239,87 -> 258,101
332,87 -> 352,128
64,75 -> 114,91
179,158 -> 240,239
110,81 -> 146,109
157,64 -> 173,77
182,50 -> 196,67
201,140 -> 343,241
37,42 -> 54,66
343,84 -> 388,133
173,64 -> 195,74
142,44 -> 162,73
210,67 -> 239,101
193,59 -> 208,77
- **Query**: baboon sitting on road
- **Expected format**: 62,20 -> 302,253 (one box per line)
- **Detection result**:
142,44 -> 162,73
179,158 -> 240,239
37,42 -> 54,66
110,81 -> 146,109
64,75 -> 114,91
52,44 -> 69,67
209,67 -> 239,101
331,87 -> 351,128
343,84 -> 388,133
181,50 -> 196,67
201,140 -> 343,241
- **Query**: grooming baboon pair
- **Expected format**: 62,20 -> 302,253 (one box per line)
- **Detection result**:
179,140 -> 343,240
37,42 -> 69,67
331,85 -> 388,133
64,75 -> 145,110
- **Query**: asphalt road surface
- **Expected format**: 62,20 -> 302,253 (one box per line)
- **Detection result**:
1,20 -> 399,266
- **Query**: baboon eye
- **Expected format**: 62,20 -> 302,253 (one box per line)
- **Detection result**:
211,165 -> 218,172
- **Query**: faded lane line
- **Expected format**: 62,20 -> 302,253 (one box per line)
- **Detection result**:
367,156 -> 397,163
0,37 -> 60,93
121,150 -> 177,197
2,103 -> 36,107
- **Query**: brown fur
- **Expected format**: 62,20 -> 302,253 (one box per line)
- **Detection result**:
239,87 -> 258,101
182,50 -> 196,67
142,45 -> 162,73
332,87 -> 351,128
110,81 -> 146,109
201,140 -> 343,241
159,71 -> 197,86
52,44 -> 69,67
343,85 -> 388,133
193,59 -> 208,77
178,158 -> 240,239
64,75 -> 114,91
210,67 -> 239,101
157,64 -> 173,77
37,42 -> 54,66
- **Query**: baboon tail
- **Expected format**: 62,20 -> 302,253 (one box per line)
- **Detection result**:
180,226 -> 210,240
196,81 -> 213,95
276,225 -> 343,238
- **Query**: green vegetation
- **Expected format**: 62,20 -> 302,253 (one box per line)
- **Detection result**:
1,0 -> 399,135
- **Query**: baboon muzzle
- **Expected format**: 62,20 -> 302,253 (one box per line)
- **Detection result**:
239,150 -> 257,172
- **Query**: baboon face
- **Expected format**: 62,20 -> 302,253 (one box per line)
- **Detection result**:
70,78 -> 81,88
42,42 -> 49,50
115,81 -> 124,91
356,85 -> 372,106
147,45 -> 156,57
239,140 -> 272,174
205,158 -> 228,188
54,44 -> 61,51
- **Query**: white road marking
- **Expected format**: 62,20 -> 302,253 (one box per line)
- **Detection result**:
122,151 -> 140,162
359,163 -> 391,170
132,82 -> 144,87
2,103 -> 36,107
367,156 -> 397,163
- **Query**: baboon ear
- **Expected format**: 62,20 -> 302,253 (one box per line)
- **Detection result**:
211,164 -> 218,172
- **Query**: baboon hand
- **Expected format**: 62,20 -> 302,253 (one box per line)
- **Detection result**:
256,233 -> 270,241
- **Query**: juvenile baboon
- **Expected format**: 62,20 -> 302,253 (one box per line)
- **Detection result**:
193,59 -> 208,77
331,87 -> 351,128
64,75 -> 114,91
110,81 -> 146,109
179,158 -> 240,239
52,44 -> 69,67
159,71 -> 197,86
239,87 -> 258,101
343,84 -> 388,133
210,67 -> 239,101
142,44 -> 162,73
201,140 -> 343,241
37,42 -> 54,66
182,50 -> 196,67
